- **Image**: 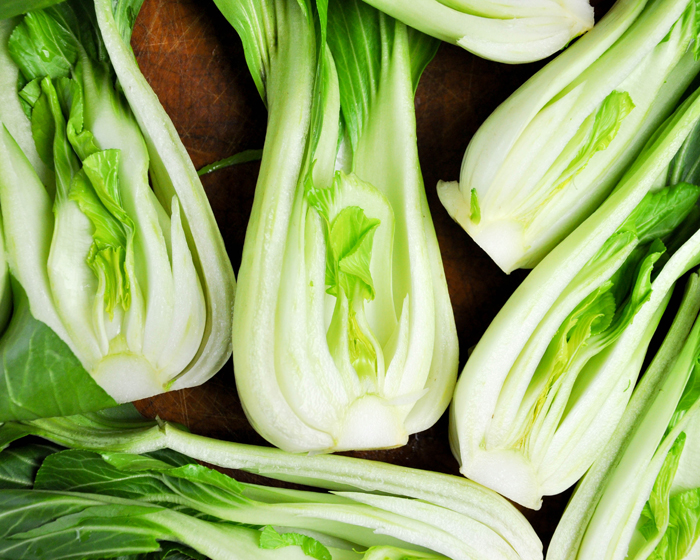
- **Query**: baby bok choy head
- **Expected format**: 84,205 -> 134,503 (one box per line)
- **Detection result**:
357,0 -> 594,64
548,273 -> 700,560
439,0 -> 700,273
450,85 -> 700,510
0,0 -> 235,421
0,404 -> 544,560
219,0 -> 458,453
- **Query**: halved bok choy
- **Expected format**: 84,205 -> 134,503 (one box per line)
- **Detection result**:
220,0 -> 458,453
0,0 -> 235,421
439,0 -> 700,273
549,272 -> 700,560
450,85 -> 700,509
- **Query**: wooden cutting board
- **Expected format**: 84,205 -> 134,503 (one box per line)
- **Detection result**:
131,0 -> 613,550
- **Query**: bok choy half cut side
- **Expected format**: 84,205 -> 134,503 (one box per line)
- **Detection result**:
438,0 -> 700,273
0,444 -> 533,560
0,405 -> 544,560
0,0 -> 235,421
220,0 -> 458,453
450,86 -> 700,510
358,0 -> 594,64
548,273 -> 700,560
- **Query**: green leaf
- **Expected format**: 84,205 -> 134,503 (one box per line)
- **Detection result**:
34,449 -> 249,511
30,89 -> 55,168
623,183 -> 700,245
328,206 -> 380,301
648,487 -> 700,560
197,149 -> 263,176
668,118 -> 700,187
326,0 -> 382,152
406,27 -> 439,95
0,442 -> 61,489
18,78 -> 42,119
72,150 -> 134,316
8,9 -> 79,81
40,76 -> 82,200
640,433 -> 687,543
103,452 -> 246,497
65,74 -> 100,161
524,281 -> 617,439
0,280 -> 117,422
552,90 -> 635,196
0,0 -> 65,20
325,0 -> 436,152
259,526 -> 332,560
210,0 -> 277,103
0,492 -> 165,559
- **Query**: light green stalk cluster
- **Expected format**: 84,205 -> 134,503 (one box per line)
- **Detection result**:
450,85 -> 700,509
549,273 -> 700,560
439,0 -> 700,273
221,0 -> 458,453
0,0 -> 235,420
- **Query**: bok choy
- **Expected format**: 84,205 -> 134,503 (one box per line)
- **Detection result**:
0,404 -> 544,560
358,0 -> 594,64
220,0 -> 458,453
438,0 -> 700,273
0,446 -> 487,560
450,85 -> 700,510
548,273 -> 700,560
0,0 -> 235,421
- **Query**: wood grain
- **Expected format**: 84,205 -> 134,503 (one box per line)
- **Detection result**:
131,0 -> 614,550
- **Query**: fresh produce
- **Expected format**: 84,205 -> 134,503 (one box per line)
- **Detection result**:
438,0 -> 700,273
0,0 -> 235,421
0,404 -> 544,560
358,0 -> 594,64
548,273 -> 700,560
220,0 -> 458,453
0,447 -> 481,560
450,86 -> 700,509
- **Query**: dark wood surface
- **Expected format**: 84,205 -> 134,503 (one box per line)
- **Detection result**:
131,0 -> 614,551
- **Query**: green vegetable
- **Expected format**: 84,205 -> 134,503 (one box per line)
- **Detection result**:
358,0 -> 594,64
0,444 -> 461,560
0,0 -> 235,420
218,0 -> 458,453
450,86 -> 700,509
439,0 -> 700,273
0,405 -> 543,560
548,273 -> 700,560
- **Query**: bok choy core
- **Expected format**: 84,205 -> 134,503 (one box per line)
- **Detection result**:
450,86 -> 700,510
0,0 -> 235,420
220,0 -> 458,453
0,404 -> 544,560
358,0 -> 594,64
438,0 -> 700,273
548,273 -> 700,560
